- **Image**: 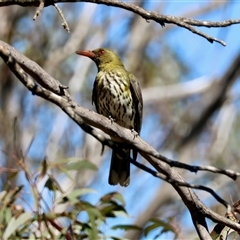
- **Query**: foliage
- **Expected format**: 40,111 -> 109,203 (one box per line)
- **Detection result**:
0,158 -> 173,239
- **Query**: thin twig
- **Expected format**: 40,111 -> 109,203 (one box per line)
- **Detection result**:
130,158 -> 231,212
33,0 -> 44,20
138,148 -> 240,180
54,3 -> 70,33
80,0 -> 240,46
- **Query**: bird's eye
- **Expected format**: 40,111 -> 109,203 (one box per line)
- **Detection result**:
99,50 -> 105,55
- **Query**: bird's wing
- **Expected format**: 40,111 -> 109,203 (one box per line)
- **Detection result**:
92,77 -> 99,111
129,73 -> 143,134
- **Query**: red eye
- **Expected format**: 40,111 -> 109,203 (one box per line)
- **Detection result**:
99,49 -> 105,54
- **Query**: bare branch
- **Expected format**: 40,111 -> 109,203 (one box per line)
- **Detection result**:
191,215 -> 211,240
1,0 -> 240,45
130,159 -> 231,210
146,153 -> 240,180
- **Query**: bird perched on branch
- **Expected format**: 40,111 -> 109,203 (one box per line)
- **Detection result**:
76,48 -> 143,187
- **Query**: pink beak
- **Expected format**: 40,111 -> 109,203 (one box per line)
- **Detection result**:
76,50 -> 95,59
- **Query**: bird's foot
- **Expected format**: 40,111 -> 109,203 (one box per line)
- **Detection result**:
131,129 -> 138,140
109,115 -> 115,124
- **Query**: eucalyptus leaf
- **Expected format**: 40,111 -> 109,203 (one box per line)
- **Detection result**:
3,212 -> 32,239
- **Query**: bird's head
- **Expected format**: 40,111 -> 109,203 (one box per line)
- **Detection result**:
76,48 -> 123,69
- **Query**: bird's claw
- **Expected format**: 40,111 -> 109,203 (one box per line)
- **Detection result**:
109,115 -> 115,124
131,129 -> 138,140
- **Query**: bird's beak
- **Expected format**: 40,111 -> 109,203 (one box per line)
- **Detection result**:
76,50 -> 95,59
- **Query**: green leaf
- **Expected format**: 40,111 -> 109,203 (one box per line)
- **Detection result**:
86,207 -> 103,219
7,171 -> 18,180
66,160 -> 98,171
44,175 -> 62,192
144,218 -> 176,237
5,207 -> 12,223
111,224 -> 141,231
3,212 -> 32,239
14,212 -> 32,229
144,222 -> 161,237
57,165 -> 73,180
0,206 -> 12,230
0,205 -> 6,225
112,210 -> 129,218
28,233 -> 36,240
66,188 -> 96,199
113,193 -> 125,206
0,191 -> 7,201
52,158 -> 97,179
54,157 -> 84,164
2,186 -> 23,205
100,192 -> 125,206
87,211 -> 98,240
100,202 -> 127,218
60,188 -> 96,204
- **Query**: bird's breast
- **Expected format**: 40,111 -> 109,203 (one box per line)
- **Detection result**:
94,71 -> 136,129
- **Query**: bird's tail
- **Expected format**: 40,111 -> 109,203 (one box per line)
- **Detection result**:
108,148 -> 130,187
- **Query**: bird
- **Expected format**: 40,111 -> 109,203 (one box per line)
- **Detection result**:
76,48 -> 143,187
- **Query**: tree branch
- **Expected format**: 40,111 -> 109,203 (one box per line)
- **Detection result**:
53,3 -> 70,32
1,0 -> 240,45
130,159 -> 230,210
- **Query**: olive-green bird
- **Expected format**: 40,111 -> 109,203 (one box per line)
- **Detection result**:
76,48 -> 143,187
